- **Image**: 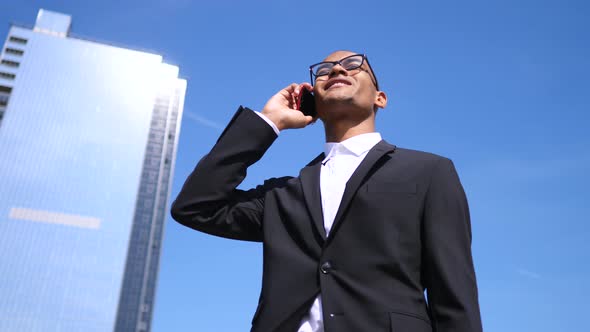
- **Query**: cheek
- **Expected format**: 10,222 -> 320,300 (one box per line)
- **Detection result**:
357,87 -> 376,105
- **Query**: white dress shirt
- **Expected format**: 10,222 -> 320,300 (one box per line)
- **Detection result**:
255,111 -> 382,332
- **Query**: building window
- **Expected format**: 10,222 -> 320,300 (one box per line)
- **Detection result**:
0,85 -> 12,93
4,48 -> 24,56
8,36 -> 27,45
1,59 -> 19,68
9,36 -> 27,44
0,96 -> 8,107
0,72 -> 16,80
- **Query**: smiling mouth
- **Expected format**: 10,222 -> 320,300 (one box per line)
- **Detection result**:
325,79 -> 351,90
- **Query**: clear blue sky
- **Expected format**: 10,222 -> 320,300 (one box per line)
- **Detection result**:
2,1 -> 589,331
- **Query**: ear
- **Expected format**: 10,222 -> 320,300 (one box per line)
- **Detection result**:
374,90 -> 387,109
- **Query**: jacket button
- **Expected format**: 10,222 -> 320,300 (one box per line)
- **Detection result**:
320,261 -> 332,274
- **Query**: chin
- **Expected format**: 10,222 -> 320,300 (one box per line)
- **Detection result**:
318,100 -> 358,118
322,94 -> 355,105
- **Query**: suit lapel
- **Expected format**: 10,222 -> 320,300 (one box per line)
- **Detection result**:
327,140 -> 396,241
299,154 -> 326,240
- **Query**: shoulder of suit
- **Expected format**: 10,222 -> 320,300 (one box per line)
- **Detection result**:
389,146 -> 451,163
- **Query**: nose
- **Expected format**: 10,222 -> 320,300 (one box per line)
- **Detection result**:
328,63 -> 348,78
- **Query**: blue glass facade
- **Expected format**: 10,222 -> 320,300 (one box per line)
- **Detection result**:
0,10 -> 185,332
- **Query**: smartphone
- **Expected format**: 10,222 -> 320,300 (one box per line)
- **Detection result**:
296,87 -> 316,118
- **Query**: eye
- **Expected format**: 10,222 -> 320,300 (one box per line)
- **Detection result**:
341,56 -> 363,70
315,63 -> 333,76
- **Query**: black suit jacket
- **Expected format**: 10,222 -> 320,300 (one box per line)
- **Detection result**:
171,107 -> 482,332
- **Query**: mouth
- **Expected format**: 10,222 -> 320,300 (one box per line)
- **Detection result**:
324,78 -> 352,90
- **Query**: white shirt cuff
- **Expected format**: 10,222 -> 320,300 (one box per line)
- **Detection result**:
253,111 -> 280,135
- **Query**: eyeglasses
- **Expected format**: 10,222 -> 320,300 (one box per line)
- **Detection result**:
309,54 -> 379,89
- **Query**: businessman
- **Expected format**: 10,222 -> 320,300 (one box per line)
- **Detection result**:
171,50 -> 483,332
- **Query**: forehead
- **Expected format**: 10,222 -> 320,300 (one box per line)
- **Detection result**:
322,50 -> 357,62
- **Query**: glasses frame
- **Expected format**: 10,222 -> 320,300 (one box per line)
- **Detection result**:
309,53 -> 379,90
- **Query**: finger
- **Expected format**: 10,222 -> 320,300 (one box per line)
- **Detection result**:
284,83 -> 298,96
278,90 -> 297,108
298,115 -> 315,128
299,82 -> 313,92
278,88 -> 292,101
279,83 -> 296,108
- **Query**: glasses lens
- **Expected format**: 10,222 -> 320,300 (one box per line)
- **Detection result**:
314,63 -> 333,77
340,55 -> 364,71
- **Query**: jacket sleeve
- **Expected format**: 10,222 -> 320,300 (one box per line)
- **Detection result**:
170,106 -> 288,242
422,158 -> 483,331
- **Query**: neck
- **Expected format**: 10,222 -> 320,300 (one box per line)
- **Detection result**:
323,118 -> 376,143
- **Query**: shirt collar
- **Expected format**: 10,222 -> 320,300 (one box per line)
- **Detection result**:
323,132 -> 382,162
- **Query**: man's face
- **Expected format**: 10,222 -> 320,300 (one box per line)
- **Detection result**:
313,51 -> 384,121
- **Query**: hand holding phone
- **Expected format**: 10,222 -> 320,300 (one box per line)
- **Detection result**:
261,83 -> 315,131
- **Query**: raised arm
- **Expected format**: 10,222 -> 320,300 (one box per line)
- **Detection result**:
171,107 -> 280,241
171,83 -> 314,241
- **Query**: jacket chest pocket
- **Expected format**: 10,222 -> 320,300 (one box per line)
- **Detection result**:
366,181 -> 417,195
362,181 -> 420,223
350,181 -> 422,253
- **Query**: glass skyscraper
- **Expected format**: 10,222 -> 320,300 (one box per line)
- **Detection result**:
0,9 -> 185,332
